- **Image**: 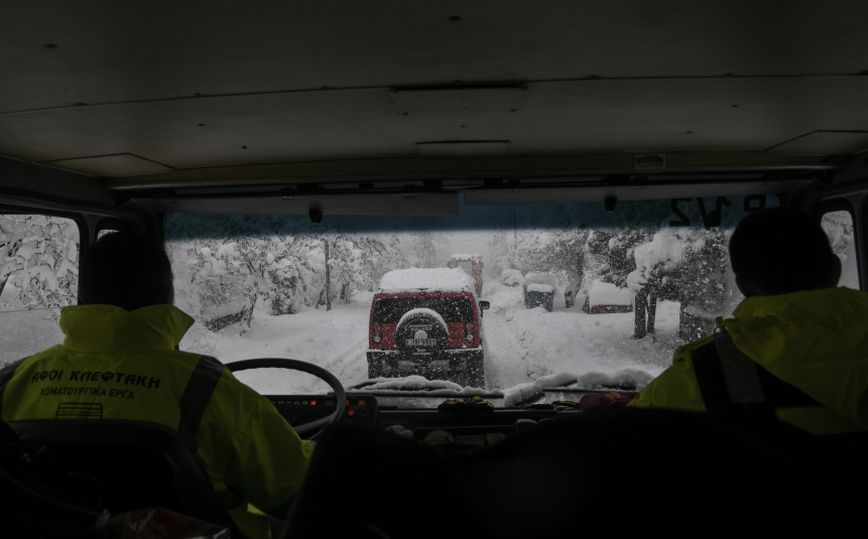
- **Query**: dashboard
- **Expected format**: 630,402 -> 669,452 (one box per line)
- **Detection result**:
267,394 -> 582,447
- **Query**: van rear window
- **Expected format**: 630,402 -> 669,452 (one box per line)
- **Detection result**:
373,298 -> 472,323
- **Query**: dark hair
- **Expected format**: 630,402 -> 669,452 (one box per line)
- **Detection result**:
729,207 -> 838,295
79,231 -> 174,310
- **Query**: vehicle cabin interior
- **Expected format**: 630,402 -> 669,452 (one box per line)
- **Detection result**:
2,2 -> 868,538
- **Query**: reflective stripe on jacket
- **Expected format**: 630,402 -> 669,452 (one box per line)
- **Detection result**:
0,304 -> 314,539
629,287 -> 868,435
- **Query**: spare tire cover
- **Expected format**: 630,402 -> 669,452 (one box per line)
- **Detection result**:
396,308 -> 449,354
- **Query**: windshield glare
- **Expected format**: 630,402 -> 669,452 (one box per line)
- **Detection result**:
161,194 -> 840,406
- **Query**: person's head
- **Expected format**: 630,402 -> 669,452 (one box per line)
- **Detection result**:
729,207 -> 841,297
79,230 -> 174,309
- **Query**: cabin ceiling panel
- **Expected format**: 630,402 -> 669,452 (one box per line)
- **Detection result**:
1,77 -> 867,179
1,1 -> 867,113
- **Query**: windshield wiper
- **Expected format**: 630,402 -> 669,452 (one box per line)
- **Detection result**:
350,376 -> 503,399
503,369 -> 649,407
349,368 -> 649,407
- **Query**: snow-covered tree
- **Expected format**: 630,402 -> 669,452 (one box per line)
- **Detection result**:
822,211 -> 859,289
579,227 -> 655,297
165,214 -> 426,333
0,215 -> 78,314
495,227 -> 588,287
823,211 -> 855,260
407,232 -> 444,269
628,227 -> 735,340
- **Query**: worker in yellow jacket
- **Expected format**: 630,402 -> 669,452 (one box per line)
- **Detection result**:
630,207 -> 868,435
0,231 -> 313,539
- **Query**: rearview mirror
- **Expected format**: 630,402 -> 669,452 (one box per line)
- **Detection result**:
479,301 -> 490,310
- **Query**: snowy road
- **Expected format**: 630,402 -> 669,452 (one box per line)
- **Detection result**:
481,281 -> 678,390
180,280 -> 683,397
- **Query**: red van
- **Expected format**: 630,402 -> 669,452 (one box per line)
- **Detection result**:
367,268 -> 489,387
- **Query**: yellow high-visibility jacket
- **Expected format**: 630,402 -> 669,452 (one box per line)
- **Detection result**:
630,287 -> 868,435
0,304 -> 314,539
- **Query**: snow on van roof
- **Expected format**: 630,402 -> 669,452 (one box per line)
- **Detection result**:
448,254 -> 482,260
379,268 -> 476,292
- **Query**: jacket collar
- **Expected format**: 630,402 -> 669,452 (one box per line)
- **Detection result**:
60,304 -> 194,353
732,287 -> 851,320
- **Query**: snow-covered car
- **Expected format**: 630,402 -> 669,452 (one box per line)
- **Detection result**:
499,268 -> 523,287
367,268 -> 490,387
522,272 -> 559,311
446,254 -> 484,295
582,280 -> 634,314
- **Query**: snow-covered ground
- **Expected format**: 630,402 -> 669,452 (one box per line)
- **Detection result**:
178,279 -> 681,402
0,277 -> 681,391
181,292 -> 376,395
479,280 -> 676,391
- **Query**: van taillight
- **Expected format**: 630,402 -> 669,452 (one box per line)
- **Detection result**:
372,324 -> 382,346
465,322 -> 474,342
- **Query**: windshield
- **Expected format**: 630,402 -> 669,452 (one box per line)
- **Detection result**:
2,196 -> 858,405
163,193 -> 844,405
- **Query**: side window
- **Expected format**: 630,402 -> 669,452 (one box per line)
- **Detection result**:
0,214 -> 80,364
821,210 -> 860,290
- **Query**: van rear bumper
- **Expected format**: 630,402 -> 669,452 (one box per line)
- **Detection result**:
367,348 -> 482,374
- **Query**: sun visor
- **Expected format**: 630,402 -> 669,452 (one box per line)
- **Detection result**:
464,181 -> 810,205
133,192 -> 458,216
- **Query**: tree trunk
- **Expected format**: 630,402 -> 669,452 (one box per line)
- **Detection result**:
240,293 -> 257,335
205,308 -> 247,332
634,291 -> 648,339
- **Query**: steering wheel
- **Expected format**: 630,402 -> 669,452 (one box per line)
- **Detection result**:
226,358 -> 346,437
